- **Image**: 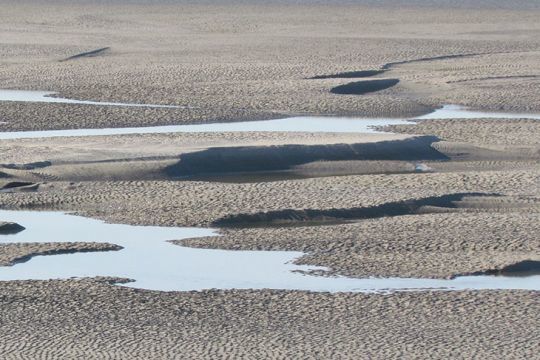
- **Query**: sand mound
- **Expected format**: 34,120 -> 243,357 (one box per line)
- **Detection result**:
0,222 -> 25,235
466,260 -> 540,277
2,161 -> 52,170
0,182 -> 39,193
0,242 -> 122,266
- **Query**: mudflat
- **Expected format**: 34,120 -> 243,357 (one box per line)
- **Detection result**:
0,0 -> 539,358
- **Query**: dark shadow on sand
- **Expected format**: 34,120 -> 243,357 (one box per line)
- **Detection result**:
60,47 -> 110,62
165,136 -> 447,178
330,79 -> 399,95
212,192 -> 499,227
0,222 -> 26,235
465,260 -> 540,278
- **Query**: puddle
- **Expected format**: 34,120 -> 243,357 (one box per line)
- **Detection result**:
0,89 -> 185,109
0,210 -> 537,292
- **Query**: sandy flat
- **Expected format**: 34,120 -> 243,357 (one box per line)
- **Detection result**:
0,1 -> 539,358
0,1 -> 539,131
0,278 -> 537,359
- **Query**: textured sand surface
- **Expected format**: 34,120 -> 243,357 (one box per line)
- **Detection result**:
383,118 -> 540,146
0,131 -> 408,164
1,1 -> 539,131
0,242 -> 122,266
179,211 -> 539,278
0,1 -> 539,358
0,278 -> 537,359
1,169 -> 537,226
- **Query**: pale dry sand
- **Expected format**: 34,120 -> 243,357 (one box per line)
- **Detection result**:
0,131 -> 408,164
383,118 -> 540,147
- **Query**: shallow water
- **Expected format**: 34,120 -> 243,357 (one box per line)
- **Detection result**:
0,116 -> 414,139
0,210 -> 537,292
1,91 -> 540,139
417,104 -> 540,120
0,89 -> 185,109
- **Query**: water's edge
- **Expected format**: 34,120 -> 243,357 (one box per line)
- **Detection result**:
0,210 -> 537,293
1,92 -> 540,139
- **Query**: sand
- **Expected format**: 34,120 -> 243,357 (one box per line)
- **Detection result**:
178,211 -> 539,279
1,167 -> 538,226
0,1 -> 539,131
0,1 -> 539,358
0,278 -> 537,359
0,242 -> 122,266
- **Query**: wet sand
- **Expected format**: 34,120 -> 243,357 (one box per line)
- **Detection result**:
0,0 -> 539,358
1,1 -> 539,131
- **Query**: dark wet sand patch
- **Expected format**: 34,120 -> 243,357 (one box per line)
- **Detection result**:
330,79 -> 399,95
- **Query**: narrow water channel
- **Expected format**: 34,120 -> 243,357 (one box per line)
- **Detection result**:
1,89 -> 540,139
0,89 -> 185,109
1,90 -> 538,292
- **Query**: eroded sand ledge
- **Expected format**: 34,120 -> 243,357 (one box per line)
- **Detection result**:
0,242 -> 122,266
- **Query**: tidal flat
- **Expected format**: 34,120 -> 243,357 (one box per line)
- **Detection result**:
0,0 -> 539,358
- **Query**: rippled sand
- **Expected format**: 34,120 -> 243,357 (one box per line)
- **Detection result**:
0,0 -> 539,358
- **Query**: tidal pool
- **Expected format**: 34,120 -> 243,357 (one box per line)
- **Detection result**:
0,210 -> 537,292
